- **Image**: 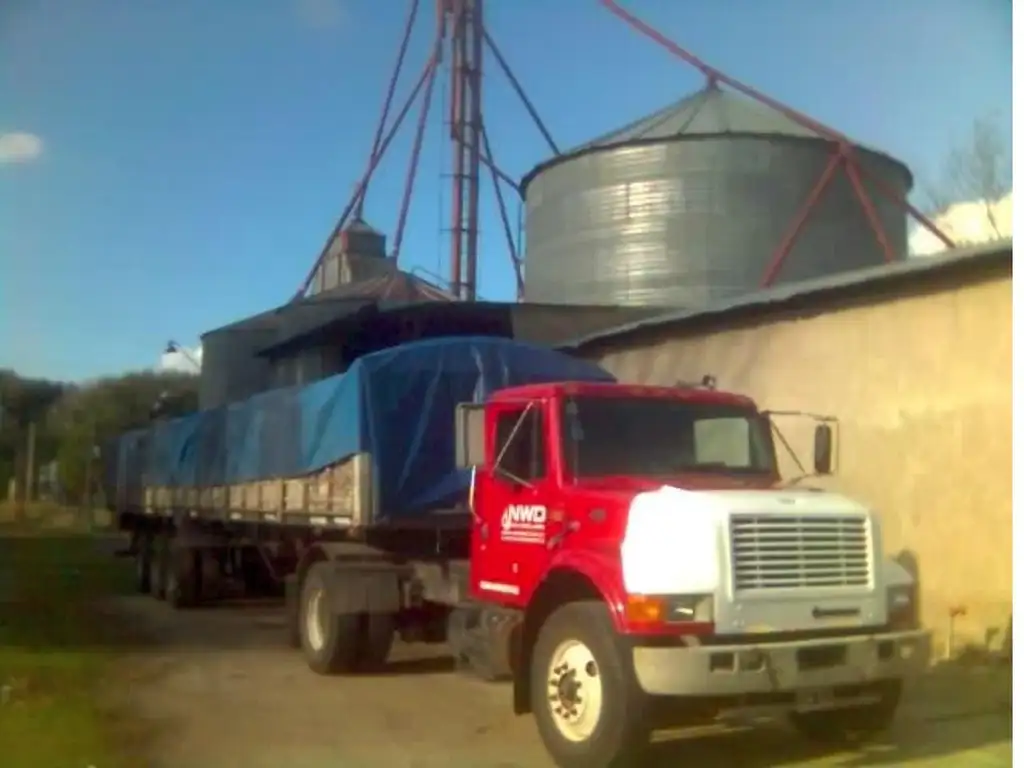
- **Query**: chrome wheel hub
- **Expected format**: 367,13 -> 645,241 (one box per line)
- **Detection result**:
547,639 -> 602,742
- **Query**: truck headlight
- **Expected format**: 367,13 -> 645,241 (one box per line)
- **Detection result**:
887,585 -> 917,629
666,594 -> 714,624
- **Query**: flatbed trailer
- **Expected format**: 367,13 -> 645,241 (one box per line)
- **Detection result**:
110,336 -> 612,662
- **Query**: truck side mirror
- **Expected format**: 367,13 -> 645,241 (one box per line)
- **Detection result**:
813,423 -> 834,475
454,403 -> 486,468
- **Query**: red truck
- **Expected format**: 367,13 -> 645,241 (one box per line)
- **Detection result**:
111,338 -> 930,768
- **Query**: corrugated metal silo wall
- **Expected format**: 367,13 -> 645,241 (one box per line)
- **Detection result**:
522,137 -> 911,306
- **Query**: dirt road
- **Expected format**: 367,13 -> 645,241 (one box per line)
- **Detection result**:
105,596 -> 1011,768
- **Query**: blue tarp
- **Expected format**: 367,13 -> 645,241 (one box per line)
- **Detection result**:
112,337 -> 614,523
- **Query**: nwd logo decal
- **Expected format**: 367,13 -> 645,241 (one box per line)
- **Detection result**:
499,504 -> 547,544
501,504 -> 547,530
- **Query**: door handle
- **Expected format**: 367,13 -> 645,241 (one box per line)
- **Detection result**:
546,520 -> 580,550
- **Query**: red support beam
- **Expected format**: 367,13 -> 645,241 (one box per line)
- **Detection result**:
391,54 -> 440,264
876,179 -> 956,248
354,0 -> 421,220
844,158 -> 896,263
760,151 -> 842,287
600,0 -> 957,264
450,133 -> 519,189
464,0 -> 484,300
599,0 -> 846,142
444,0 -> 484,300
447,0 -> 466,297
483,29 -> 559,156
481,121 -> 525,298
295,51 -> 438,300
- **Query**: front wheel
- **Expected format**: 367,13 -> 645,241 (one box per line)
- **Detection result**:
530,601 -> 648,768
790,681 -> 902,744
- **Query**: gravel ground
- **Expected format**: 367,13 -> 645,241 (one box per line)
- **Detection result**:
100,595 -> 1012,768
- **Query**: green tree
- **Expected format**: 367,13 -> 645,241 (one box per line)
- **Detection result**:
0,370 -> 66,496
46,371 -> 199,502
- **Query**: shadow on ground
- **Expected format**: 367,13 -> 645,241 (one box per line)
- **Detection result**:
645,659 -> 1011,767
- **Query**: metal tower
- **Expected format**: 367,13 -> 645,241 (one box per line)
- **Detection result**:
294,0 -> 954,303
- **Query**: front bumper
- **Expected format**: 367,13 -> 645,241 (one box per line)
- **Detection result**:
632,629 -> 931,698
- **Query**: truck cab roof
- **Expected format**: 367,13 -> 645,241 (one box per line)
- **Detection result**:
488,380 -> 757,409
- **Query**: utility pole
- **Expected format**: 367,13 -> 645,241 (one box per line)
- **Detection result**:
17,422 -> 36,524
25,422 -> 36,503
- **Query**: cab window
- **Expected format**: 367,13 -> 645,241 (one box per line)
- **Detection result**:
694,416 -> 754,468
494,405 -> 546,481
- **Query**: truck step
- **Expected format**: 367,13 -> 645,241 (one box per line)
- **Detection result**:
447,604 -> 518,683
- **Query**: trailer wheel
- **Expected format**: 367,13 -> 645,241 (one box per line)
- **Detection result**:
166,548 -> 201,610
299,562 -> 361,675
530,601 -> 648,768
790,681 -> 902,744
135,535 -> 152,594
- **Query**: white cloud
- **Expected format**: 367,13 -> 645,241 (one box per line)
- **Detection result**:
0,132 -> 44,165
909,192 -> 1014,257
295,0 -> 347,29
158,344 -> 203,374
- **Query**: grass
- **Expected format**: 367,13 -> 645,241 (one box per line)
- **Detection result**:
0,516 -> 143,768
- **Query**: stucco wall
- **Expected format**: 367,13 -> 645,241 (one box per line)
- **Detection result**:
585,268 -> 1012,651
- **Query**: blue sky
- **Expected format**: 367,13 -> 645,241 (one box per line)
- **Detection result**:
0,0 -> 1011,381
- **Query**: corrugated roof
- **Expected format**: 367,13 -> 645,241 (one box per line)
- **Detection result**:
559,239 -> 1012,352
308,270 -> 456,303
257,301 -> 666,359
573,85 -> 820,152
202,270 -> 454,338
343,216 -> 385,237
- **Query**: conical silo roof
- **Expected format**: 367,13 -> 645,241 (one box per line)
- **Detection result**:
572,84 -> 820,152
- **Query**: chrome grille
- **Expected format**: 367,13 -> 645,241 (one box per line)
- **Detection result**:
729,513 -> 870,591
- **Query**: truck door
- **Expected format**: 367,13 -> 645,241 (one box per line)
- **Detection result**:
470,400 -> 551,604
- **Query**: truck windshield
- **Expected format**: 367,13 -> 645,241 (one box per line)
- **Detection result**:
562,396 -> 776,478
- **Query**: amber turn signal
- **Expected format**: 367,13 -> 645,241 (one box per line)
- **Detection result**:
624,594 -> 665,624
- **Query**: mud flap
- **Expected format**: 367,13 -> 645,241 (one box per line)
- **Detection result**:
325,563 -> 403,616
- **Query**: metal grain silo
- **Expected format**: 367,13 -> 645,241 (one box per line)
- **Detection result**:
520,85 -> 913,307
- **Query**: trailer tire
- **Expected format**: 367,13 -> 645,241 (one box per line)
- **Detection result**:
135,536 -> 152,594
360,613 -> 396,670
530,601 -> 648,768
299,562 -> 361,675
789,681 -> 902,744
166,548 -> 201,609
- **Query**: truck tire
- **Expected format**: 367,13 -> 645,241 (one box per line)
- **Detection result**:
530,601 -> 648,768
789,681 -> 902,744
299,562 -> 362,675
360,613 -> 396,670
166,548 -> 201,609
135,535 -> 152,594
